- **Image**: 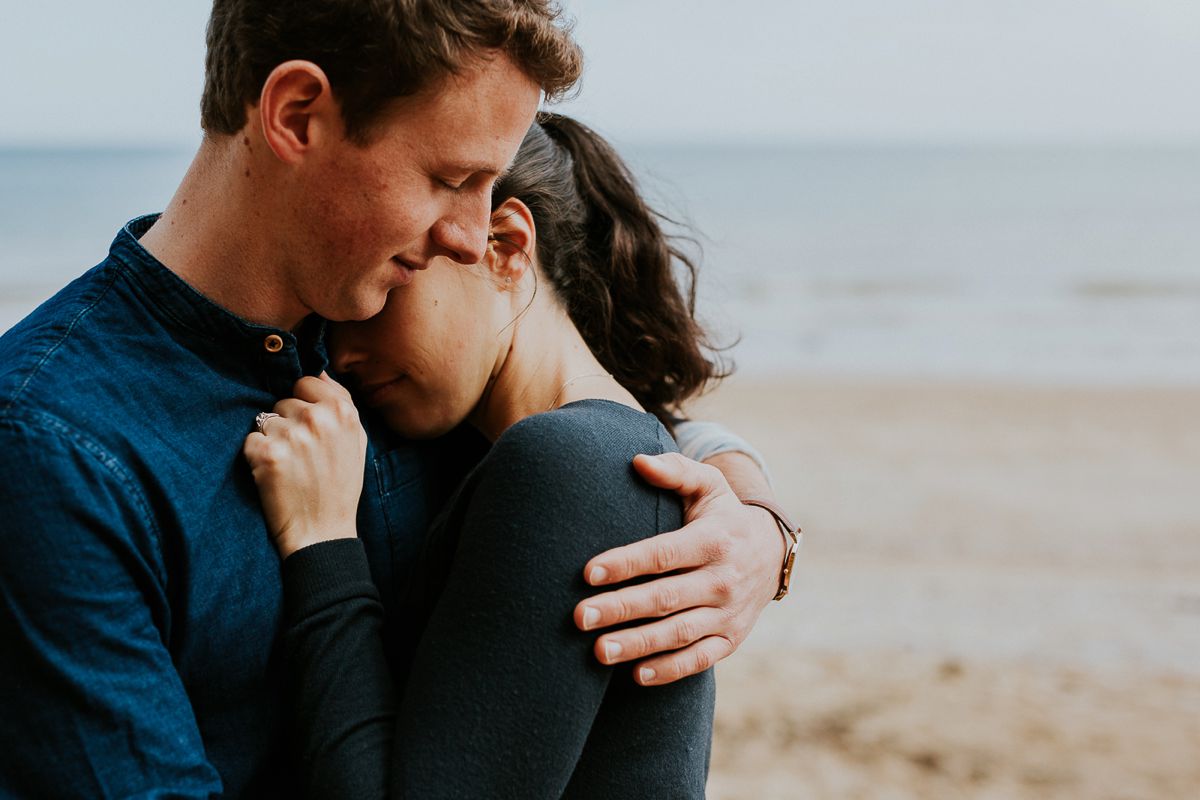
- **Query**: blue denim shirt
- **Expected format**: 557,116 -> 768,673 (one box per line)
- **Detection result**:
0,216 -> 461,798
0,214 -> 747,798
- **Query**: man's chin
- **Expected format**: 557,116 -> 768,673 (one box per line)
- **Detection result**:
318,293 -> 390,323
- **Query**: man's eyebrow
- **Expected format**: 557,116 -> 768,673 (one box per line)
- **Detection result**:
456,162 -> 509,178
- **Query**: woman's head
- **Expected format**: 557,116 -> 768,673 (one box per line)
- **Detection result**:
327,204 -> 533,438
488,113 -> 726,424
329,113 -> 727,437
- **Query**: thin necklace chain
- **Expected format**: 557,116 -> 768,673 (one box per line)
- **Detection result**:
545,372 -> 613,412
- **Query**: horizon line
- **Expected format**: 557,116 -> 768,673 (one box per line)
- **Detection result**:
2,135 -> 1199,153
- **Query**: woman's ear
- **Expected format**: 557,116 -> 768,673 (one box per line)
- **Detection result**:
485,197 -> 536,288
258,60 -> 338,164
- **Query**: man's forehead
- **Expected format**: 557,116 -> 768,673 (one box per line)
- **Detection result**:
372,123 -> 513,174
390,55 -> 537,162
370,75 -> 535,175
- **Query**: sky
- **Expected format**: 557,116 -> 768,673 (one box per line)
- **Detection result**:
1,0 -> 1198,147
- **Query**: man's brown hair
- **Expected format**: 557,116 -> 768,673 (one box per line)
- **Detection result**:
200,0 -> 582,142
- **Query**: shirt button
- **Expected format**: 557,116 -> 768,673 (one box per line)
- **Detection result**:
263,334 -> 285,353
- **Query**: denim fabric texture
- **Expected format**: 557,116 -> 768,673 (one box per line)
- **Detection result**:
0,216 -> 455,798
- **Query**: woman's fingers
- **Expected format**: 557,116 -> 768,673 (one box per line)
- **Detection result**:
265,386 -> 363,447
242,374 -> 367,558
591,606 -> 729,666
242,430 -> 269,465
293,372 -> 353,404
269,397 -> 309,421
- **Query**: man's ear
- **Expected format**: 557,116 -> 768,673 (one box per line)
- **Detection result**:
258,60 -> 339,164
486,197 -> 537,287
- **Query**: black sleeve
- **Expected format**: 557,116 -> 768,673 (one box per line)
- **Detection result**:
281,538 -> 396,799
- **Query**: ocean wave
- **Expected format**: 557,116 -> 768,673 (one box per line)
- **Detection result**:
1073,280 -> 1200,299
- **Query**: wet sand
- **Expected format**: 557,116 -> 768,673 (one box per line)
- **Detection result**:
689,378 -> 1200,799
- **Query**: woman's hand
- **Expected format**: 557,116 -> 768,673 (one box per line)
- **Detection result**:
243,372 -> 368,558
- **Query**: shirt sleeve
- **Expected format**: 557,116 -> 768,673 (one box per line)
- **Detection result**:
672,418 -> 774,486
0,418 -> 222,798
280,538 -> 396,800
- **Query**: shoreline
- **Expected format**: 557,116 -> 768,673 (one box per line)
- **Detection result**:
689,377 -> 1200,572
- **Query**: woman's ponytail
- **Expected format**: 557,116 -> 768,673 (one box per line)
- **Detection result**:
492,113 -> 729,425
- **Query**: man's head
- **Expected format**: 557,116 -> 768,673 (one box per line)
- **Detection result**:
201,0 -> 580,143
196,1 -> 581,325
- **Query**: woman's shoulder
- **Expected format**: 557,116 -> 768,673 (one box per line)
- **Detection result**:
499,398 -> 672,455
462,400 -> 680,533
485,399 -> 676,482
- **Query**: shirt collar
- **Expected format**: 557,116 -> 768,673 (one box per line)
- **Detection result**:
108,214 -> 329,379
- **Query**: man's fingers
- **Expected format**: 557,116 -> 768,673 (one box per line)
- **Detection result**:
574,570 -> 725,631
592,607 -> 728,665
633,635 -> 734,686
581,524 -> 717,586
632,452 -> 728,499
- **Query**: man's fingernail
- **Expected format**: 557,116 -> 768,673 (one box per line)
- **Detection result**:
588,566 -> 608,584
639,667 -> 657,684
582,606 -> 601,630
603,641 -> 623,662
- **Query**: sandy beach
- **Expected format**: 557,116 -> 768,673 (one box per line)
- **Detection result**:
692,378 -> 1200,799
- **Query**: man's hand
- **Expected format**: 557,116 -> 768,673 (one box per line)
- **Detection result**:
572,452 -> 786,685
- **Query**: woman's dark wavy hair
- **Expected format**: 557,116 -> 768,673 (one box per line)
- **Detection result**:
491,113 -> 731,427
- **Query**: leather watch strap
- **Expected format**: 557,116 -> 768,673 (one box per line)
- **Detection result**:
742,498 -> 801,601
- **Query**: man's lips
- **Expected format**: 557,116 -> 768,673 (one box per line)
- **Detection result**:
390,256 -> 428,286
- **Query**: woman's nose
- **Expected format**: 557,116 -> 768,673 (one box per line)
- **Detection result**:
329,328 -> 369,376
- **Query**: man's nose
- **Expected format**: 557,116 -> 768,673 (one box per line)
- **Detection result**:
431,196 -> 491,265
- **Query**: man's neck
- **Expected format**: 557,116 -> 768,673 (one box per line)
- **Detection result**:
138,136 -> 310,331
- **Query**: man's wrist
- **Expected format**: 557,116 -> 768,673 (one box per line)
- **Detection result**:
741,498 -> 801,601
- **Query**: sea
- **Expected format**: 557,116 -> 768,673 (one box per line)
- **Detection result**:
2,144 -> 1197,386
